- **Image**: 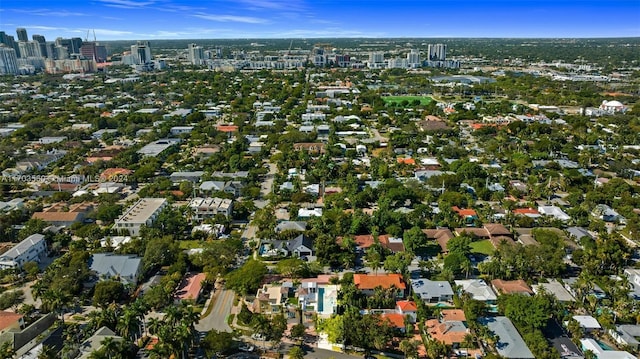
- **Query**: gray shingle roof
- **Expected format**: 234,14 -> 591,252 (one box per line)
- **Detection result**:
89,253 -> 142,283
479,316 -> 534,359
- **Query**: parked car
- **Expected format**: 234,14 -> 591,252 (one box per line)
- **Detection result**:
238,344 -> 254,352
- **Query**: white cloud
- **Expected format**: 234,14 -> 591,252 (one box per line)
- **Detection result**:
97,0 -> 155,9
12,8 -> 88,17
192,13 -> 268,24
92,28 -> 134,36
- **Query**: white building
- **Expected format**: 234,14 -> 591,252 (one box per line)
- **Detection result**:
189,197 -> 233,221
114,198 -> 168,236
0,233 -> 47,270
0,46 -> 19,75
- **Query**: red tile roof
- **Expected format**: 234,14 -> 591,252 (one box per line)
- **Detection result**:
216,125 -> 239,132
396,300 -> 417,312
175,272 -> 207,301
452,206 -> 477,217
441,309 -> 466,322
0,311 -> 22,332
382,313 -> 405,329
354,273 -> 406,290
491,279 -> 533,295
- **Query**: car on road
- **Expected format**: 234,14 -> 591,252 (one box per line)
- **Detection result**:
238,344 -> 254,352
250,333 -> 266,341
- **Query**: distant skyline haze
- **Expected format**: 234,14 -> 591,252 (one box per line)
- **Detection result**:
1,0 -> 639,40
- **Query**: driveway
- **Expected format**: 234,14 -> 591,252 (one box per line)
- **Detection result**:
196,289 -> 234,333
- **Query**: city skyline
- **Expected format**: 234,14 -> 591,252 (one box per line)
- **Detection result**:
0,0 -> 638,41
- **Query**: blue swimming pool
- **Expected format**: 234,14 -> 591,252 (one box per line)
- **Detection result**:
317,287 -> 325,312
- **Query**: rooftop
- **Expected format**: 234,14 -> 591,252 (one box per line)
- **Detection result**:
116,198 -> 167,224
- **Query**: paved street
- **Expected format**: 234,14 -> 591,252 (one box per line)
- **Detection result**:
196,289 -> 235,332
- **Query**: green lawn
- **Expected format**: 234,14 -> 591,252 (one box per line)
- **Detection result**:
470,240 -> 495,255
382,95 -> 433,106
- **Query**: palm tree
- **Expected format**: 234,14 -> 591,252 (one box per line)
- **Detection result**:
399,339 -> 419,359
37,345 -> 58,359
100,337 -> 119,359
41,288 -> 70,323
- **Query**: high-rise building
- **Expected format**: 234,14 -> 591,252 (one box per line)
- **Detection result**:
0,46 -> 19,75
407,49 -> 421,67
0,32 -> 19,58
80,42 -> 97,61
96,45 -> 107,62
369,51 -> 384,64
428,44 -> 447,61
187,43 -> 205,65
16,28 -> 28,42
32,35 -> 48,58
131,41 -> 152,64
18,41 -> 42,58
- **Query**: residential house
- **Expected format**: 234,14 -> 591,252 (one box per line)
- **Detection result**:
412,278 -> 454,303
275,221 -> 307,233
293,142 -> 326,154
0,312 -> 24,334
381,313 -> 407,333
608,324 -> 640,351
579,339 -> 635,359
452,206 -> 478,226
169,126 -> 194,135
298,207 -> 323,218
478,317 -> 534,359
563,277 -> 607,301
454,279 -> 498,304
137,138 -> 181,158
396,300 -> 418,323
425,309 -> 469,348
538,205 -> 571,221
455,223 -> 515,248
297,276 -> 340,318
99,168 -> 133,182
113,198 -> 168,236
38,136 -> 67,144
592,204 -> 625,223
255,284 -> 288,314
623,268 -> 640,300
89,253 -> 143,286
286,234 -> 314,258
32,202 -> 93,227
491,279 -> 534,296
199,181 -> 243,197
532,279 -> 575,303
0,233 -> 47,270
188,197 -> 233,221
566,227 -> 593,242
77,327 -> 123,359
354,274 -> 406,298
572,315 -> 602,332
174,272 -> 207,303
86,147 -> 125,163
170,171 -> 204,183
423,228 -> 455,253
0,199 -> 24,213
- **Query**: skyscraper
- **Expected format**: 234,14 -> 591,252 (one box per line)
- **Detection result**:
187,43 -> 204,65
0,46 -> 19,75
32,35 -> 48,58
428,44 -> 447,61
16,28 -> 28,42
407,49 -> 421,67
131,41 -> 152,64
1,32 -> 19,58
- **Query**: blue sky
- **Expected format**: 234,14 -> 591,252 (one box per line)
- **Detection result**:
1,0 -> 639,40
